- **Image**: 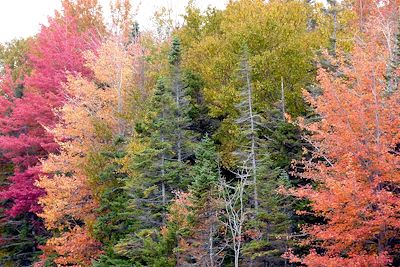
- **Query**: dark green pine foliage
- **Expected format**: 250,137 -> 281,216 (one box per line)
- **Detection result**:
237,65 -> 302,266
169,37 -> 196,164
130,78 -> 178,228
101,39 -> 200,266
190,136 -> 220,203
0,212 -> 45,266
167,136 -> 225,266
91,139 -> 136,267
107,78 -> 185,266
188,136 -> 225,266
243,103 -> 314,266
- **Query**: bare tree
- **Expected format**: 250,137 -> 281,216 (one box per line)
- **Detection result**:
220,164 -> 250,267
235,47 -> 262,211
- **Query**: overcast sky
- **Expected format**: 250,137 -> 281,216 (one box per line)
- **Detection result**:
0,0 -> 227,43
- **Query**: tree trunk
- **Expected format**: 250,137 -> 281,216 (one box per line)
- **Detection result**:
245,60 -> 258,211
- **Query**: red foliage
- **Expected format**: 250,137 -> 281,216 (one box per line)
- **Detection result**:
0,15 -> 99,217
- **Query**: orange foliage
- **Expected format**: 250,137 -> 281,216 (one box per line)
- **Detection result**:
290,3 -> 400,266
35,226 -> 102,267
59,0 -> 106,33
352,0 -> 400,32
37,76 -> 117,230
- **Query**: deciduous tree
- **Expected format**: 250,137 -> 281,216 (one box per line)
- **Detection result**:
289,9 -> 400,265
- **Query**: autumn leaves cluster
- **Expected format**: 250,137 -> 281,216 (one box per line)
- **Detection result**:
0,0 -> 399,266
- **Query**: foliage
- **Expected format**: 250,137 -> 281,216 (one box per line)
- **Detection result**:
178,0 -> 329,166
288,3 -> 400,265
2,1 -> 400,266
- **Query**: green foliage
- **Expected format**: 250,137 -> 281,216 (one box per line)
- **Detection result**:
178,0 -> 330,165
168,37 -> 181,65
90,141 -> 135,265
189,136 -> 219,203
114,229 -> 176,267
183,70 -> 218,136
0,38 -> 30,81
0,213 -> 45,266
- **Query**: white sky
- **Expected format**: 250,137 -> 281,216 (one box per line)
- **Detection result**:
0,0 -> 228,44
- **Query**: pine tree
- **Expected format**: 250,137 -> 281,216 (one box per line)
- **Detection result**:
190,136 -> 219,202
169,37 -> 195,164
108,78 -> 181,266
234,47 -> 308,265
91,139 -> 136,266
174,136 -> 225,266
131,78 -> 178,224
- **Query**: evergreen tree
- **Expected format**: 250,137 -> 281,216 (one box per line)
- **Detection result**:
92,139 -> 135,266
234,49 -> 308,265
108,77 -> 188,266
130,78 -> 178,227
190,136 -> 219,202
184,70 -> 218,136
189,136 -> 225,266
169,37 -> 195,163
167,136 -> 226,266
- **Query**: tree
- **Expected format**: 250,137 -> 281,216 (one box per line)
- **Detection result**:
385,13 -> 400,95
91,146 -> 134,266
122,38 -> 196,235
0,38 -> 30,83
0,16 -> 99,217
289,9 -> 400,265
36,74 -> 118,265
0,11 -> 99,265
35,226 -> 102,267
59,0 -> 106,34
178,0 -> 328,166
235,46 -> 262,211
127,77 -> 178,225
220,166 -> 248,267
169,37 -> 195,164
36,31 -> 143,261
173,136 -> 225,266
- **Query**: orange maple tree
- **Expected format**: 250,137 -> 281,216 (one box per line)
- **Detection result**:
289,3 -> 400,266
35,75 -> 116,266
57,0 -> 106,33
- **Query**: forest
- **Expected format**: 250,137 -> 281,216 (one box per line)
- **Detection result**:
0,0 -> 399,266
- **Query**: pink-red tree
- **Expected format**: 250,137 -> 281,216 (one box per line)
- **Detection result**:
0,7 -> 101,264
0,15 -> 99,216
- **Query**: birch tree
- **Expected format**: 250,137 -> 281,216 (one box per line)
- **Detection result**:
220,166 -> 250,267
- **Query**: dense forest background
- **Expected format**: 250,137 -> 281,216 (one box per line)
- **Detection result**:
0,0 -> 399,266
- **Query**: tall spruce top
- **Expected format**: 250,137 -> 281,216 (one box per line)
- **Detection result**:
168,37 -> 182,65
131,21 -> 140,41
154,78 -> 166,98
